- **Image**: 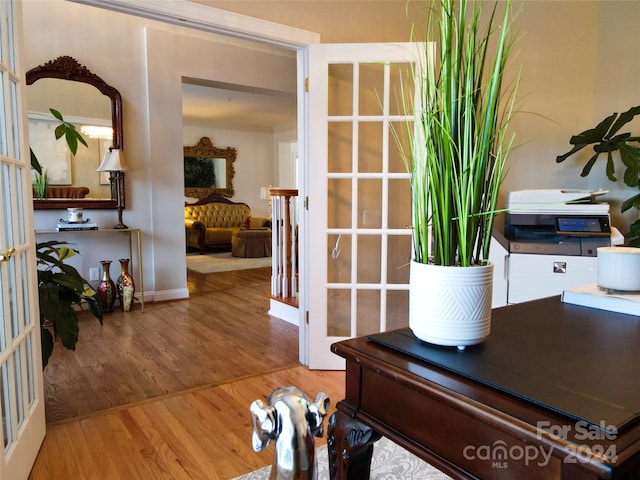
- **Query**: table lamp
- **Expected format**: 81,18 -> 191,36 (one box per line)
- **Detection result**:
97,148 -> 132,229
260,185 -> 272,210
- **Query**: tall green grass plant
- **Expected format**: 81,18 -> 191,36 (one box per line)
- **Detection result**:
397,0 -> 519,267
33,168 -> 48,199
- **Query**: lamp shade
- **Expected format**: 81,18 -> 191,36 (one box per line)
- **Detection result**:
97,149 -> 132,172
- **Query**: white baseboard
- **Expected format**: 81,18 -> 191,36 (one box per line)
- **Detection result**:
269,299 -> 299,326
143,288 -> 190,303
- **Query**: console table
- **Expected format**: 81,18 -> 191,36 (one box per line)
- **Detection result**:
35,228 -> 144,312
329,296 -> 640,479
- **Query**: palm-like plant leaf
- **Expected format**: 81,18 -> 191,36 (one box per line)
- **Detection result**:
31,108 -> 88,172
627,219 -> 640,247
619,142 -> 640,187
30,148 -> 42,173
52,111 -> 88,156
558,106 -> 640,245
555,114 -> 617,164
607,105 -> 640,138
36,241 -> 103,368
621,191 -> 640,213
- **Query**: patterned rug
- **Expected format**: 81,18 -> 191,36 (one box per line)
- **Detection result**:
186,251 -> 271,273
232,437 -> 452,480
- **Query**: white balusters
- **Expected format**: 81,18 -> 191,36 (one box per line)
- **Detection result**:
269,189 -> 298,304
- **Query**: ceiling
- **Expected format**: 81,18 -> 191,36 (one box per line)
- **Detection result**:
181,81 -> 297,130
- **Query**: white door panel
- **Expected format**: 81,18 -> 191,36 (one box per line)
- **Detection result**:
307,43 -> 420,369
0,2 -> 46,478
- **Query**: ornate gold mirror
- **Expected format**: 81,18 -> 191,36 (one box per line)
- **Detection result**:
26,56 -> 124,210
184,137 -> 236,198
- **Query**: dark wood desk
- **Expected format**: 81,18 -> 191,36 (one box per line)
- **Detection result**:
329,296 -> 640,479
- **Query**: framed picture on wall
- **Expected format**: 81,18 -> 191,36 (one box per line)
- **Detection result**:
183,137 -> 236,198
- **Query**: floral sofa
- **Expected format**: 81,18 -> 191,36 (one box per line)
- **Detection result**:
184,193 -> 270,254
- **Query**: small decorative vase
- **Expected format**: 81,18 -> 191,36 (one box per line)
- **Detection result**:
409,260 -> 493,350
97,260 -> 116,312
117,258 -> 135,312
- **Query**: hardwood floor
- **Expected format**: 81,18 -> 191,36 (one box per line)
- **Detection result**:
29,267 -> 345,479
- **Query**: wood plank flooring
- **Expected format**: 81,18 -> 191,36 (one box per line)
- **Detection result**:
29,267 -> 345,479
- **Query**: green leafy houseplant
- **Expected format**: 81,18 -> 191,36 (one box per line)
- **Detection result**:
37,241 -> 103,368
31,110 -> 97,368
556,106 -> 640,246
396,0 -> 519,267
30,107 -> 88,176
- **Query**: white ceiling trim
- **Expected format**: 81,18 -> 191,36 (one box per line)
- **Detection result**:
67,0 -> 320,49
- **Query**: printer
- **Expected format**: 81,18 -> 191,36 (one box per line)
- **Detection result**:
490,189 -> 620,306
505,189 -> 612,257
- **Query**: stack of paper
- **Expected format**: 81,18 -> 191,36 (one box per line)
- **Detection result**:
561,284 -> 640,316
56,222 -> 98,231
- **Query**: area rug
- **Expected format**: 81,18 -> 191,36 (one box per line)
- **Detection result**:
232,437 -> 452,480
186,251 -> 272,274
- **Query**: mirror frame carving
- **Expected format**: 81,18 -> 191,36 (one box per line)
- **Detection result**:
26,56 -> 124,210
184,137 -> 236,198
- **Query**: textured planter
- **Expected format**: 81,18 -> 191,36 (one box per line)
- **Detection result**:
409,261 -> 493,349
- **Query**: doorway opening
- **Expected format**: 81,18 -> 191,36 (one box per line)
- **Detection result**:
181,78 -> 297,281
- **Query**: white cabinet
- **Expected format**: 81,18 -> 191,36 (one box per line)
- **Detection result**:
507,253 -> 598,304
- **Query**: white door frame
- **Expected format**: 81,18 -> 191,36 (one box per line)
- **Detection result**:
69,0 -> 319,49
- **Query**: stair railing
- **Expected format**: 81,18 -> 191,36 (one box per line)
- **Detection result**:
270,188 -> 298,305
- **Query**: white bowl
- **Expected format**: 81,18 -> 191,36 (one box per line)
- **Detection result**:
597,246 -> 640,291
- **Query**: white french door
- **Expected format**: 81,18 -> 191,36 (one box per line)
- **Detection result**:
0,1 -> 46,479
307,43 -> 420,369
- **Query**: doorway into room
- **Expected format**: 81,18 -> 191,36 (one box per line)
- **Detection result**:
181,79 -> 297,279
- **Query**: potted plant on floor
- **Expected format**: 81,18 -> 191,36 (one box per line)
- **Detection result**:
37,241 -> 103,368
32,113 -> 98,368
396,0 -> 520,348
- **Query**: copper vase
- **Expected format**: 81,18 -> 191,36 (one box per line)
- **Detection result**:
117,258 -> 135,312
97,260 -> 116,312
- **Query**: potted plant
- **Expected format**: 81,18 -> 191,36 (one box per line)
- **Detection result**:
556,106 -> 640,246
32,167 -> 48,199
396,0 -> 519,348
37,241 -> 103,368
31,110 -> 97,368
31,107 -> 88,196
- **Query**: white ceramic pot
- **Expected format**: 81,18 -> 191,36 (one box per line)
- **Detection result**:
67,207 -> 83,223
597,246 -> 640,291
409,260 -> 493,349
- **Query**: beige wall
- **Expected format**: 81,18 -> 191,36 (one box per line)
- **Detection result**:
202,0 -> 640,227
24,0 -> 297,299
195,0 -> 424,43
182,125 -> 278,219
590,1 -> 640,228
24,0 -> 640,300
